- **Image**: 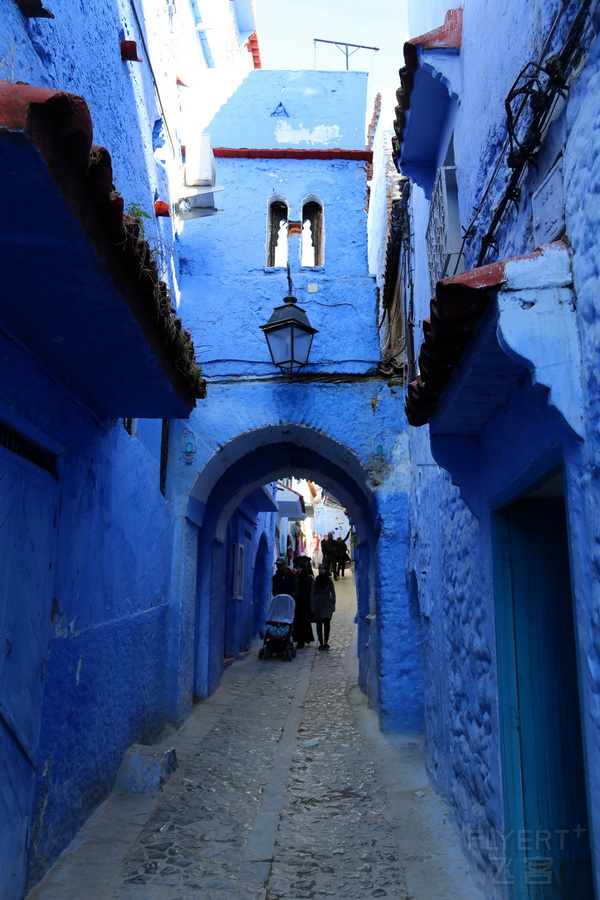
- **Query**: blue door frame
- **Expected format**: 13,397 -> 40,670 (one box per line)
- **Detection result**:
493,495 -> 593,898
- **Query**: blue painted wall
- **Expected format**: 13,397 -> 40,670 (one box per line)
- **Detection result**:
400,0 -> 600,894
0,0 -> 211,891
206,70 -> 369,150
0,11 -> 420,897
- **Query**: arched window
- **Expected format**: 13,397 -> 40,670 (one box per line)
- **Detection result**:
301,198 -> 323,267
267,199 -> 288,267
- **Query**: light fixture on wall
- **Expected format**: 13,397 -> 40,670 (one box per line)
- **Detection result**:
261,266 -> 318,375
181,428 -> 197,465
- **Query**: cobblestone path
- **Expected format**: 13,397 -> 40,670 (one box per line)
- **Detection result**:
28,577 -> 482,900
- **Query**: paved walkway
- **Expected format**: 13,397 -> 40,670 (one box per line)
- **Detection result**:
27,576 -> 483,900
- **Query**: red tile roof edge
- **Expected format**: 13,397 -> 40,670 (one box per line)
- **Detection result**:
246,32 -> 262,68
404,7 -> 463,72
0,81 -> 205,406
213,147 -> 373,162
405,245 -> 553,427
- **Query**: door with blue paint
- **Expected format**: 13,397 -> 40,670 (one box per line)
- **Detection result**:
495,494 -> 593,898
0,448 -> 58,898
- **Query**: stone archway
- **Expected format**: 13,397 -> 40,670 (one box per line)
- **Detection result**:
189,426 -> 378,700
169,423 -> 423,735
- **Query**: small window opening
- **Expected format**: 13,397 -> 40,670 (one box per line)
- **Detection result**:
301,200 -> 323,267
160,419 -> 169,496
0,421 -> 57,477
267,200 -> 288,267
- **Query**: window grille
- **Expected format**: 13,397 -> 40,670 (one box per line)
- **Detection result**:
426,166 -> 464,295
0,421 -> 58,477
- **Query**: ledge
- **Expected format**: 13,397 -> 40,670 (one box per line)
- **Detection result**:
393,8 -> 462,192
406,242 -> 582,437
213,147 -> 373,162
0,82 -> 205,418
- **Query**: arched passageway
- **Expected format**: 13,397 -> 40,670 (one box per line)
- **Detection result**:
189,425 -> 377,696
169,424 -> 423,734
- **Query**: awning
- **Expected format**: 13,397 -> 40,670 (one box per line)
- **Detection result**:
244,485 -> 279,514
405,241 -> 583,439
276,483 -> 306,520
0,82 -> 206,418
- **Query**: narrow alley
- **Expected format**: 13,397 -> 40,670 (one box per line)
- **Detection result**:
26,576 -> 481,900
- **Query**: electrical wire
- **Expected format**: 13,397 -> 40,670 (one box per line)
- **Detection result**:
455,0 -> 591,269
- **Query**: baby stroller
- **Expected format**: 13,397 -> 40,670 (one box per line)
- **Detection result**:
259,594 -> 296,661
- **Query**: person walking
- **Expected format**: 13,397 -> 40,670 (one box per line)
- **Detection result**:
292,557 -> 314,648
333,536 -> 349,579
321,532 -> 336,578
272,556 -> 298,599
311,563 -> 336,650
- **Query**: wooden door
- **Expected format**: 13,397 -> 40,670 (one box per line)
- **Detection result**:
496,498 -> 593,899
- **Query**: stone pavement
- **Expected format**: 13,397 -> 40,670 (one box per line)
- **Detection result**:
27,576 -> 484,900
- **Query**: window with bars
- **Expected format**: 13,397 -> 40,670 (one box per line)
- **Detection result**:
425,165 -> 464,295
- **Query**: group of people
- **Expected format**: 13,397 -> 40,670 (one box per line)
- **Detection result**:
272,556 -> 337,651
319,532 -> 350,580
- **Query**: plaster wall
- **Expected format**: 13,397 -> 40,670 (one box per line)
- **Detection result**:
0,0 -> 252,888
401,0 -> 600,893
206,69 -> 368,151
314,505 -> 350,541
168,380 -> 420,733
178,157 -> 378,377
0,330 -> 175,887
1,0 -> 185,289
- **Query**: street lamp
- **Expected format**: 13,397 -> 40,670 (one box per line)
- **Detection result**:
261,267 -> 318,375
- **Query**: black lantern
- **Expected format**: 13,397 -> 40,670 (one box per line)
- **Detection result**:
260,267 -> 318,375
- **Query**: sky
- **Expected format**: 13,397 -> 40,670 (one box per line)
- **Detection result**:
253,0 -> 409,110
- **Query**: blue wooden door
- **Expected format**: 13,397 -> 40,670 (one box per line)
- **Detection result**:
497,499 -> 593,899
0,449 -> 58,898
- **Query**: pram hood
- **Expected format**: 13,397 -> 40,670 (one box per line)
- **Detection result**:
267,593 -> 295,624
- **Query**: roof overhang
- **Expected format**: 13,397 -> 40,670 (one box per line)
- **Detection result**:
243,485 -> 279,514
406,241 -> 583,439
0,82 -> 205,418
393,8 -> 462,193
276,483 -> 306,520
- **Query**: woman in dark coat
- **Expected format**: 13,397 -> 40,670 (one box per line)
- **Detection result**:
292,557 -> 314,648
311,563 -> 336,650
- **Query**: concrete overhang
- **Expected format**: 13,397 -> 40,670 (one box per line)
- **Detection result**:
276,483 -> 306,520
406,242 -> 583,439
393,8 -> 462,193
0,82 -> 206,418
243,485 -> 279,514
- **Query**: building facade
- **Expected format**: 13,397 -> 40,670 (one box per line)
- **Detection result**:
170,68 -> 421,731
0,0 -> 257,894
1,4 -> 425,897
390,1 -> 600,896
